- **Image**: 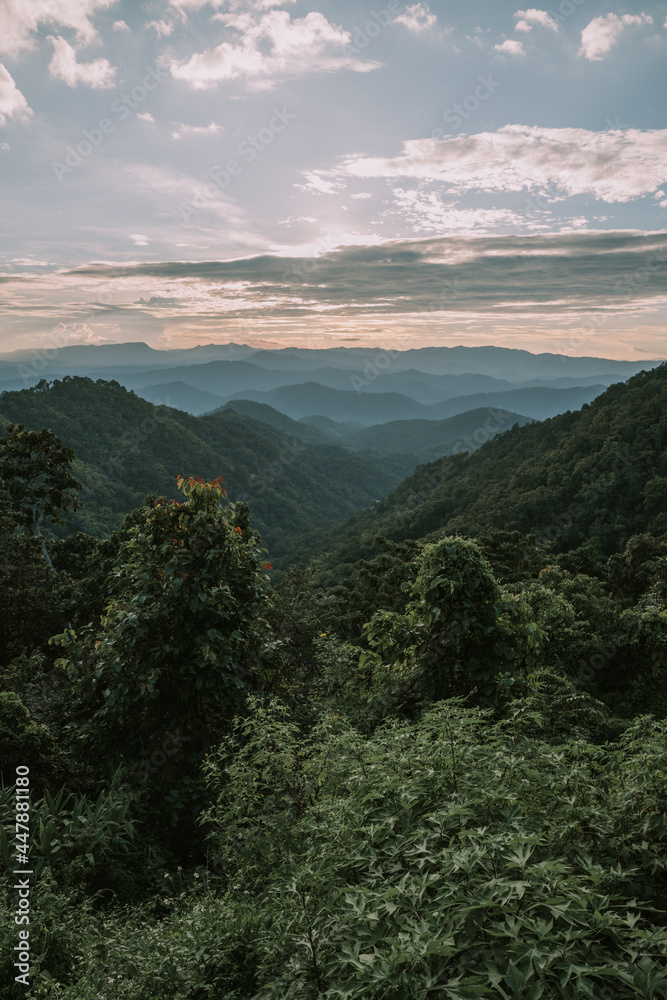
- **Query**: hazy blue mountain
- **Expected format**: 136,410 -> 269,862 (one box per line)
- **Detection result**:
106,362 -> 517,404
427,385 -> 606,422
1,342 -> 660,385
124,360 -> 291,394
298,414 -> 366,441
135,381 -> 227,415
230,344 -> 661,380
225,402 -> 533,463
221,382 -> 607,426
518,374 -> 637,389
0,341 -> 256,369
221,383 -> 429,425
347,408 -> 533,463
219,400 -> 334,443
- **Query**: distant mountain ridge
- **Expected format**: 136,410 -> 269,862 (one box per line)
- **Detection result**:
303,364 -> 667,581
0,377 -> 413,565
0,378 -> 544,565
219,382 -> 606,425
220,400 -> 533,464
0,341 -> 660,379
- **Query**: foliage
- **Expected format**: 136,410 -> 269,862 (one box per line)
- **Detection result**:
0,421 -> 82,678
0,691 -> 65,792
0,772 -> 137,888
51,475 -> 272,839
362,537 -> 544,710
4,367 -> 667,998
21,699 -> 667,999
0,505 -> 64,667
0,420 -> 82,532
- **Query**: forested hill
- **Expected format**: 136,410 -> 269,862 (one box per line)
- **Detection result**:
305,364 -> 667,579
0,377 -> 413,562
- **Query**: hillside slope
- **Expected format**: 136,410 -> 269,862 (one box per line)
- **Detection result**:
348,408 -> 532,463
304,365 -> 667,577
0,378 -> 413,564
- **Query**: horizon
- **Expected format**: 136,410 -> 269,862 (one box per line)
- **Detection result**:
0,1 -> 666,358
0,339 -> 665,365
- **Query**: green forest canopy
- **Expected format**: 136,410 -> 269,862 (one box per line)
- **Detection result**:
1,365 -> 667,997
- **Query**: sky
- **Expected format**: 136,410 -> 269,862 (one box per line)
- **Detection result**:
0,0 -> 666,358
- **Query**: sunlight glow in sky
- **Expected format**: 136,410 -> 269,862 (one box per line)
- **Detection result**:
0,0 -> 666,357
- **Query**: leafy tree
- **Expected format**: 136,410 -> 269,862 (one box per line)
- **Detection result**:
0,424 -> 83,678
363,536 -> 543,709
0,422 -> 81,533
64,475 -> 272,829
0,488 -> 64,668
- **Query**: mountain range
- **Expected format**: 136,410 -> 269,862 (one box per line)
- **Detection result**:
1,342 -> 657,426
0,379 -> 527,564
301,363 -> 667,583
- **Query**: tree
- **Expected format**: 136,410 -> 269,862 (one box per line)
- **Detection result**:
0,425 -> 82,667
0,423 -> 82,534
65,475 -> 272,828
363,536 -> 543,708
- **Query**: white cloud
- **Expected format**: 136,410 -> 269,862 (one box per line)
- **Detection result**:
1,141 -> 10,150
113,19 -> 130,32
334,126 -> 667,204
390,189 -> 527,234
514,9 -> 559,32
145,19 -> 173,37
48,36 -> 116,88
394,3 -> 437,33
295,170 -> 344,195
494,38 -> 525,55
137,112 -> 155,124
170,121 -> 224,140
171,0 -> 296,11
350,192 -> 373,200
0,0 -> 118,55
579,12 -> 653,61
130,234 -> 149,246
0,63 -> 32,125
170,10 -> 380,90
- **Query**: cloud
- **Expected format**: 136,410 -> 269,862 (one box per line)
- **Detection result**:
494,38 -> 525,55
137,112 -> 156,124
514,9 -> 559,32
129,234 -> 149,246
0,0 -> 118,55
295,170 -> 345,195
48,36 -> 116,88
579,12 -> 653,61
170,10 -> 380,90
63,231 -> 667,321
113,19 -> 130,32
332,126 -> 667,204
170,121 -> 224,140
394,3 -> 437,33
145,19 -> 173,37
170,0 -> 296,11
0,63 -> 32,125
389,189 -> 531,234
